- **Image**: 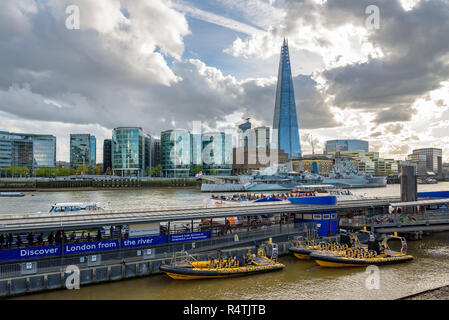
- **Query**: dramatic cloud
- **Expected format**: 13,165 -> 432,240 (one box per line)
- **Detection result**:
0,0 -> 448,162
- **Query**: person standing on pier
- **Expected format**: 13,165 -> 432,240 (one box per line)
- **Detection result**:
48,232 -> 54,245
7,233 -> 12,248
27,232 -> 34,247
0,234 -> 4,249
16,234 -> 22,247
37,233 -> 43,246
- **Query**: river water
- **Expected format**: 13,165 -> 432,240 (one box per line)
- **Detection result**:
3,182 -> 449,300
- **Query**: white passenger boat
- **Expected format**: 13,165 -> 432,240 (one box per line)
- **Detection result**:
49,202 -> 105,213
0,192 -> 25,197
291,185 -> 365,201
207,184 -> 364,206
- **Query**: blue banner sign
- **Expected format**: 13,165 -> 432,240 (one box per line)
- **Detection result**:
121,235 -> 168,248
64,240 -> 119,254
0,245 -> 61,262
170,231 -> 210,243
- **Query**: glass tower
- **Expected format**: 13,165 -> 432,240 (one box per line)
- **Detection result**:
70,134 -> 92,169
273,39 -> 301,158
90,136 -> 96,165
112,127 -> 149,177
161,129 -> 191,178
102,139 -> 112,173
202,132 -> 232,176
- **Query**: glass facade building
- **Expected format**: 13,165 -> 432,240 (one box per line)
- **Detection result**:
202,132 -> 232,176
408,148 -> 443,176
161,130 -> 191,178
151,139 -> 161,167
102,139 -> 112,173
191,133 -> 202,173
273,39 -> 301,158
32,135 -> 57,169
0,131 -> 56,171
325,140 -> 369,154
90,136 -> 96,165
112,127 -> 150,177
70,134 -> 95,169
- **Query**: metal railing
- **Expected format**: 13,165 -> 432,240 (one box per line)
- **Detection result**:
0,222 -> 316,279
340,209 -> 449,229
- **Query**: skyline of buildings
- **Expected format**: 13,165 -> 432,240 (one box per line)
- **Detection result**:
0,37 -> 447,177
0,124 -> 447,178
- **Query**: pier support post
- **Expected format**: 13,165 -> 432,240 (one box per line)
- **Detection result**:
400,164 -> 417,213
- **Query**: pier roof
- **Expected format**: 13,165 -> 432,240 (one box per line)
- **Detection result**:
0,199 -> 397,233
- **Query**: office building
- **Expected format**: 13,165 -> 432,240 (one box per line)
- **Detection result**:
232,148 -> 289,175
272,39 -> 301,158
408,148 -> 443,176
112,127 -> 151,177
328,150 -> 398,175
70,134 -> 96,169
324,139 -> 369,154
0,131 -> 56,171
237,119 -> 252,148
161,129 -> 191,178
292,155 -> 335,176
202,132 -> 232,176
90,136 -> 96,165
102,139 -> 112,173
151,139 -> 161,167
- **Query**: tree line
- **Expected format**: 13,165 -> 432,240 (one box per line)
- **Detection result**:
0,165 -> 101,178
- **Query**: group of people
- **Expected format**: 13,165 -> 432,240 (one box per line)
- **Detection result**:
211,193 -> 295,202
0,226 -> 125,249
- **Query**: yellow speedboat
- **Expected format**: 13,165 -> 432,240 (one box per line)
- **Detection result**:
310,235 -> 414,267
289,233 -> 367,260
160,243 -> 285,280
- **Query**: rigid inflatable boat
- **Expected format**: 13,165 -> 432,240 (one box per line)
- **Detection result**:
310,235 -> 413,267
289,232 -> 367,260
160,243 -> 284,280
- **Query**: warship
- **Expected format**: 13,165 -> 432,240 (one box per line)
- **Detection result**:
201,160 -> 386,192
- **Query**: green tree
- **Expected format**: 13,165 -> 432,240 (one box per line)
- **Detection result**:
150,164 -> 162,177
193,165 -> 203,175
56,168 -> 72,176
210,168 -> 217,176
17,167 -> 29,177
34,167 -> 57,177
76,165 -> 89,175
105,167 -> 112,175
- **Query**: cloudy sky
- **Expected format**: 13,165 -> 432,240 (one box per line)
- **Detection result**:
1,0 -> 448,162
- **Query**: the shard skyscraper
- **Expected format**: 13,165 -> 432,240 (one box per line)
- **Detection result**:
273,39 -> 302,158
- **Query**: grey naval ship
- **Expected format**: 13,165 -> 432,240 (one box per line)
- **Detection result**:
201,161 -> 387,192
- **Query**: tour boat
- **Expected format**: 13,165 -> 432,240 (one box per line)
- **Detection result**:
309,235 -> 414,267
0,192 -> 25,197
207,184 -> 363,207
290,184 -> 364,201
160,243 -> 284,280
49,202 -> 105,213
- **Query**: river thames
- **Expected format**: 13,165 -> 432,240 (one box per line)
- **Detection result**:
3,182 -> 449,300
